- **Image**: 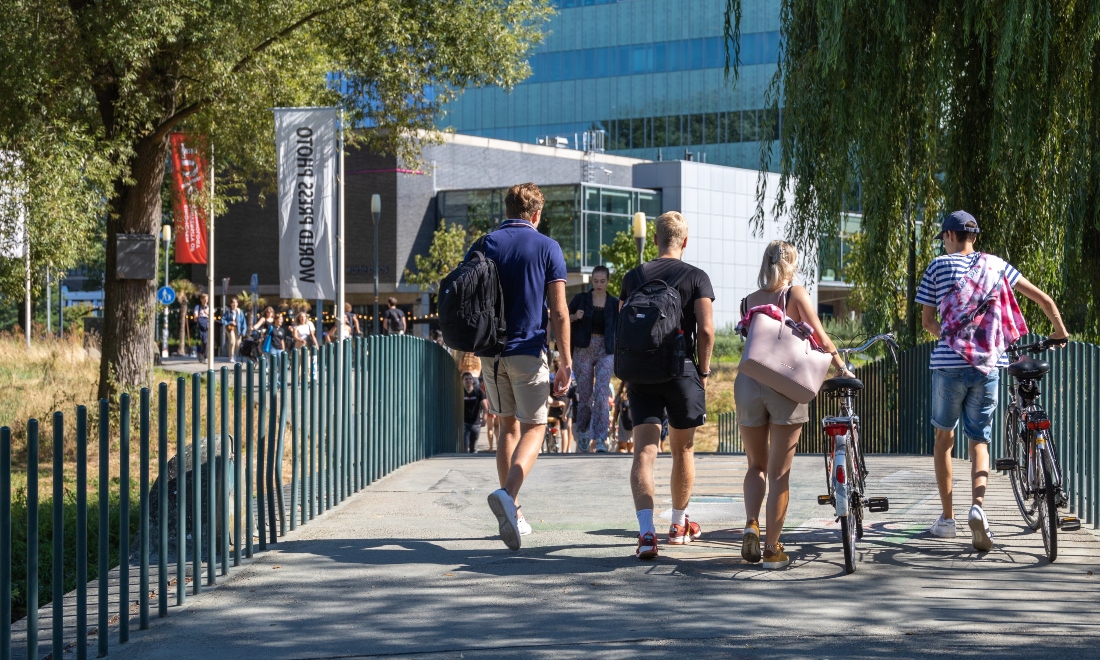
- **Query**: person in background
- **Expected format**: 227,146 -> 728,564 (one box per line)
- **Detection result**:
463,372 -> 488,453
560,380 -> 576,453
568,265 -> 619,453
223,297 -> 246,363
251,305 -> 275,353
345,302 -> 361,337
481,374 -> 497,453
267,313 -> 288,354
194,293 -> 210,360
293,310 -> 319,349
383,297 -> 406,336
736,240 -> 851,570
612,383 -> 633,453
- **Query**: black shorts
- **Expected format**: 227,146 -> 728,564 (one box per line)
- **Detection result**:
627,361 -> 707,430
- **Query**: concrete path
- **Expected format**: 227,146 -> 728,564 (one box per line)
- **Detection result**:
107,454 -> 1100,659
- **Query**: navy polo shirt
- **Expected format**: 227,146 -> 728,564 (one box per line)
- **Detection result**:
470,219 -> 568,357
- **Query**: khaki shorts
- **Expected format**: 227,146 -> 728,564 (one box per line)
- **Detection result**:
734,372 -> 809,427
480,354 -> 550,425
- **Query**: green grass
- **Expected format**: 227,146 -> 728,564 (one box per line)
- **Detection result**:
8,472 -> 141,622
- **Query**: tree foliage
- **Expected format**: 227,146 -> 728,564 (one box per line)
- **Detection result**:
600,221 -> 659,296
0,0 -> 551,396
404,220 -> 469,293
727,1 -> 1100,344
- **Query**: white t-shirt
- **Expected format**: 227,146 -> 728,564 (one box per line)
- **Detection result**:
294,321 -> 316,342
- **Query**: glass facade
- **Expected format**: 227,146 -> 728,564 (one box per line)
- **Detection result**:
438,185 -> 660,270
439,0 -> 783,170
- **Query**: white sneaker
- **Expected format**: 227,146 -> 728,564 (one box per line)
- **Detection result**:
516,507 -> 532,536
968,504 -> 993,552
929,515 -> 957,538
487,489 -> 521,550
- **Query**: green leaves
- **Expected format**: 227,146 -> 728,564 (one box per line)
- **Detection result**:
404,219 -> 469,293
599,221 -> 658,297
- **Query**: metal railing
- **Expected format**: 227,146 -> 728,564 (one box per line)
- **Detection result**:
1,335 -> 460,659
716,337 -> 1100,527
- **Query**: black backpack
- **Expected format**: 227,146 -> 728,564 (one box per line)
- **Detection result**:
438,238 -> 506,355
614,267 -> 686,384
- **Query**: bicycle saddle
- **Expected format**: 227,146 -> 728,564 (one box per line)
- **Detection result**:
1007,356 -> 1049,380
821,377 -> 863,392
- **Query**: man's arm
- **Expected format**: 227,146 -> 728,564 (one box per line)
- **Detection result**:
548,280 -> 571,396
1014,276 -> 1069,340
921,305 -> 940,338
694,297 -> 715,387
399,311 -> 407,333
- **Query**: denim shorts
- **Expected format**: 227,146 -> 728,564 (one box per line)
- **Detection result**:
930,368 -> 1000,443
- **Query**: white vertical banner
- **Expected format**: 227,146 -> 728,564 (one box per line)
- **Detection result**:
275,107 -> 338,299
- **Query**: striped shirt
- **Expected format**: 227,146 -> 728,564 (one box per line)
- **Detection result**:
915,252 -> 1021,369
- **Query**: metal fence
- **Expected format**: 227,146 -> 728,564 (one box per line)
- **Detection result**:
0,335 -> 460,659
716,337 -> 1100,528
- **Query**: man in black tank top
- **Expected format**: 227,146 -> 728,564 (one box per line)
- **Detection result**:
618,212 -> 715,560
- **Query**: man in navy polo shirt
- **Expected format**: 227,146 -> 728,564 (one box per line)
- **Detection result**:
477,183 -> 572,551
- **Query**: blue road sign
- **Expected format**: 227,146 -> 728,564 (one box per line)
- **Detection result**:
250,273 -> 258,294
156,286 -> 176,306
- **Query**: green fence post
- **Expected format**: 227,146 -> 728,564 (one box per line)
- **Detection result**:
206,371 -> 216,585
26,419 -> 38,659
51,412 -> 64,657
220,367 -> 229,575
75,407 -> 88,659
191,373 -> 202,594
1,428 -> 8,660
97,399 -> 108,658
139,388 -> 150,630
119,392 -> 131,643
291,349 -> 299,531
157,384 -> 168,618
266,358 -> 278,545
367,336 -> 376,484
277,351 -> 289,536
318,345 -> 327,513
233,363 -> 243,567
308,346 -> 317,521
335,340 -> 344,504
257,357 -> 267,552
246,360 -> 255,558
176,378 -> 186,605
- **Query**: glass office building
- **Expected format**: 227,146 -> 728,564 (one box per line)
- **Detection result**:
438,0 -> 782,170
438,185 -> 661,269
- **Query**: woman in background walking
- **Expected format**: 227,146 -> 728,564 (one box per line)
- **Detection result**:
568,265 -> 619,453
194,293 -> 211,360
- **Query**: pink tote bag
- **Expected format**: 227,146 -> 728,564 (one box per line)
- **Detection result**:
737,288 -> 832,404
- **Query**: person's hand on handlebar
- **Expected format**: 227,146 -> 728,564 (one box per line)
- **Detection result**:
1046,332 -> 1069,350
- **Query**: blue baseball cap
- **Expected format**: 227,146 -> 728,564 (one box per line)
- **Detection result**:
935,210 -> 980,239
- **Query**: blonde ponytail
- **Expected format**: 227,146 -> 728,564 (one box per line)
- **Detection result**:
757,240 -> 798,290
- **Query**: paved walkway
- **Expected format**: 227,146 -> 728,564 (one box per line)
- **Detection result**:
107,454 -> 1100,659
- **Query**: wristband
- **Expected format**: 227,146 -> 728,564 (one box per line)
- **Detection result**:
698,370 -> 710,378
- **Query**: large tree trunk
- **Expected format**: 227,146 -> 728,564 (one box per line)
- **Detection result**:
97,135 -> 169,400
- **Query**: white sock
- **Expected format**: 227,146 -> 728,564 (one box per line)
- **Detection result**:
671,508 -> 687,527
636,509 -> 655,536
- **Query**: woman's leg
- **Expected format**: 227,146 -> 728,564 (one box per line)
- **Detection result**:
573,343 -> 597,450
592,352 -> 615,447
764,423 -> 802,551
741,424 -> 770,525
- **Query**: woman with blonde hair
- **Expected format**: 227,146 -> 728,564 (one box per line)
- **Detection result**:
736,240 -> 853,569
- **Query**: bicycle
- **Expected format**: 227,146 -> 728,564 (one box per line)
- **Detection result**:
994,336 -> 1077,562
817,333 -> 898,574
542,419 -> 561,453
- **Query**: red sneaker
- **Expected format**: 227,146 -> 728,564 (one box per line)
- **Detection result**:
668,517 -> 702,545
636,532 -> 659,560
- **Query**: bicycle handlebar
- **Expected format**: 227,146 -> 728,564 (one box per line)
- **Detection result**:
837,333 -> 899,371
1007,336 -> 1067,358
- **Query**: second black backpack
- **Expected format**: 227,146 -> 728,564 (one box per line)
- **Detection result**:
438,238 -> 506,355
614,269 -> 685,384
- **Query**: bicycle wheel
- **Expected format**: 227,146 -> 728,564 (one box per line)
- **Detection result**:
849,426 -> 866,540
840,453 -> 858,573
1006,409 -> 1039,530
1037,444 -> 1058,562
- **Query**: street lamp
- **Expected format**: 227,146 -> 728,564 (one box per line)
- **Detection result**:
632,211 -> 647,265
161,224 -> 172,358
371,194 -> 381,336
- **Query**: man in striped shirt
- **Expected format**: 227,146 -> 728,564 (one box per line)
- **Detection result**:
916,210 -> 1069,552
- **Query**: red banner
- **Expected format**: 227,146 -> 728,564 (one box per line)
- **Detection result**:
169,133 -> 209,264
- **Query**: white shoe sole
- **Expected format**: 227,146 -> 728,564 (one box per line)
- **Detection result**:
929,526 -> 957,538
487,491 -> 521,551
517,521 -> 532,536
762,557 -> 791,569
969,516 -> 993,552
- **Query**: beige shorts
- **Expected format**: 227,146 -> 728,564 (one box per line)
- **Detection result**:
734,372 -> 809,427
480,354 -> 550,425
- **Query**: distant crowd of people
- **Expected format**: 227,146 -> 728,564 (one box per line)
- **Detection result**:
186,296 -> 409,362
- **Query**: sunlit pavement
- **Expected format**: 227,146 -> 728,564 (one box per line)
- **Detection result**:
108,453 -> 1100,659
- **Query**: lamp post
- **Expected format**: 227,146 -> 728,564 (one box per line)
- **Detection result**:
161,224 -> 172,358
371,194 -> 381,335
632,211 -> 647,265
